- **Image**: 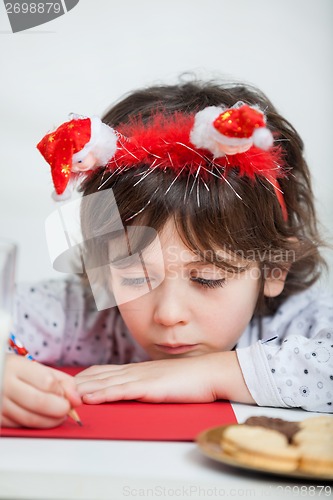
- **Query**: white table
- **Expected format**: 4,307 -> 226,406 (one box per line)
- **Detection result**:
0,404 -> 332,500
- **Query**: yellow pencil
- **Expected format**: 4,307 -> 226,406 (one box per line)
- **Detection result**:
68,408 -> 83,426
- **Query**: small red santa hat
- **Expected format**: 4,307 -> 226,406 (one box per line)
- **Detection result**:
37,116 -> 118,199
190,102 -> 273,156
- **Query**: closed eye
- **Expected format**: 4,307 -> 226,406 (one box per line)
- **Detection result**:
121,277 -> 150,288
191,277 -> 227,289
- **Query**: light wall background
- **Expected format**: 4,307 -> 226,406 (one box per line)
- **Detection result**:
0,0 -> 332,290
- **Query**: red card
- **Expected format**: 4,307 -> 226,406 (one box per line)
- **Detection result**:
0,367 -> 237,441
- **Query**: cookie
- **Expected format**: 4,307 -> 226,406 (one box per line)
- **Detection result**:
219,416 -> 333,476
297,442 -> 333,475
300,415 -> 333,431
292,428 -> 333,446
292,418 -> 333,475
244,416 -> 300,442
221,425 -> 300,472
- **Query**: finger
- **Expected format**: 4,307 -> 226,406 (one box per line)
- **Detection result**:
0,414 -> 20,428
76,372 -> 138,396
8,377 -> 71,418
75,368 -> 133,386
82,382 -> 146,404
11,361 -> 79,410
14,361 -> 66,397
2,397 -> 67,429
75,371 -> 125,385
50,369 -> 82,408
75,364 -> 125,379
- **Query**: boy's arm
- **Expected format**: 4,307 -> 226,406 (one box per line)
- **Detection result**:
75,351 -> 255,405
75,330 -> 333,413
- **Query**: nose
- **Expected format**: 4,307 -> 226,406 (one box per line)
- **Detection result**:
153,279 -> 190,327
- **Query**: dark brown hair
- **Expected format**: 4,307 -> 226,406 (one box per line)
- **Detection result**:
80,80 -> 326,315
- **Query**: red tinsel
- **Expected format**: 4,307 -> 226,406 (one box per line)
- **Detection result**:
108,112 -> 285,181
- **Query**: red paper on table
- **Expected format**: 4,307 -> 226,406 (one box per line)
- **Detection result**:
0,367 -> 237,441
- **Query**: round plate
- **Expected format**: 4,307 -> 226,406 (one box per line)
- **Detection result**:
196,425 -> 333,481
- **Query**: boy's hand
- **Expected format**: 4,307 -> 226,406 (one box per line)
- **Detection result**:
1,355 -> 82,428
75,352 -> 254,405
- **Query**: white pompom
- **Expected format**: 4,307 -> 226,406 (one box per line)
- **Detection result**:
253,127 -> 274,150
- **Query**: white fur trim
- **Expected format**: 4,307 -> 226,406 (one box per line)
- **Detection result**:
72,116 -> 118,165
52,185 -> 73,202
190,106 -> 226,157
253,127 -> 274,150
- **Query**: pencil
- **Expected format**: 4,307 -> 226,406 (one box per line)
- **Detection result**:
8,333 -> 82,426
68,408 -> 83,426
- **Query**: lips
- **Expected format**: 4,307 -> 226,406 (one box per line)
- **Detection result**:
155,344 -> 199,355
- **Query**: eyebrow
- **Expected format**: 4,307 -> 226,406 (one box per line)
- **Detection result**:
109,254 -> 144,269
184,260 -> 213,267
110,253 -> 249,271
184,260 -> 249,271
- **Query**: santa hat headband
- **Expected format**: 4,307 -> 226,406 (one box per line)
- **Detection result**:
37,102 -> 288,220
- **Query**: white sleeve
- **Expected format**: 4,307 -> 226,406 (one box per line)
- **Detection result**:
237,328 -> 333,413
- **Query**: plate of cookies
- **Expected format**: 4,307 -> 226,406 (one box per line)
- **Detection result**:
196,416 -> 333,480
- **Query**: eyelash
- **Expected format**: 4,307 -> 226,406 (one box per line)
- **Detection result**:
191,277 -> 227,289
121,277 -> 148,287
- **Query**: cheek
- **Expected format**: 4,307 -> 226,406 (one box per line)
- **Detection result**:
113,286 -> 151,306
204,279 -> 260,344
117,302 -> 150,339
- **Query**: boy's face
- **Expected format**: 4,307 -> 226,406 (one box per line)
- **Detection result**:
110,219 -> 261,360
